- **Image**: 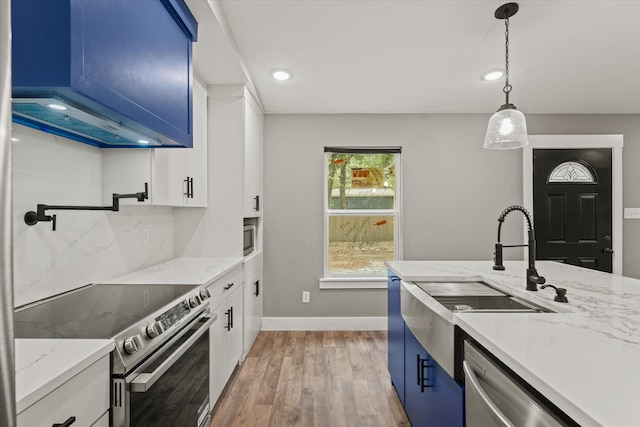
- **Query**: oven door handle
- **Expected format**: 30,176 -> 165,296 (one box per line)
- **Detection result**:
130,314 -> 216,393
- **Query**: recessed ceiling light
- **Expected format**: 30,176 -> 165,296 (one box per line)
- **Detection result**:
271,69 -> 293,81
483,70 -> 504,81
47,103 -> 67,110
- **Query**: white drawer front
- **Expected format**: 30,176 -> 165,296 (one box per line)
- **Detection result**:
18,355 -> 110,427
207,266 -> 243,309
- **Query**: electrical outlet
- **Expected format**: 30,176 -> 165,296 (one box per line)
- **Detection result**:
142,227 -> 149,244
302,291 -> 310,303
624,208 -> 640,219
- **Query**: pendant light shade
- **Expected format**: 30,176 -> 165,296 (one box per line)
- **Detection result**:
484,3 -> 528,150
484,106 -> 528,149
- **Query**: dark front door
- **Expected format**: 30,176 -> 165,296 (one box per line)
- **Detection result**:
533,148 -> 613,273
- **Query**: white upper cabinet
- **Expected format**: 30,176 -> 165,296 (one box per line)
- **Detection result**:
153,78 -> 208,207
243,94 -> 264,218
102,77 -> 208,207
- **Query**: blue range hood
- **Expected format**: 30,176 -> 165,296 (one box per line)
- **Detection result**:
12,0 -> 198,148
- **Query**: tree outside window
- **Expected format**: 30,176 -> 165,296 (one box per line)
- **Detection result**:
325,148 -> 401,276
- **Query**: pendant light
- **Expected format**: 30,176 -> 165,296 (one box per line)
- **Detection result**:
484,2 -> 528,150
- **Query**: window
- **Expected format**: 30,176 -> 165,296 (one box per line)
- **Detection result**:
324,147 -> 401,278
548,161 -> 596,183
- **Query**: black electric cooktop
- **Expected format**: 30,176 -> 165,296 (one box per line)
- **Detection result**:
14,283 -> 198,339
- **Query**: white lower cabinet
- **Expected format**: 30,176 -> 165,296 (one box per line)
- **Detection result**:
208,266 -> 244,406
17,355 -> 109,427
242,254 -> 263,359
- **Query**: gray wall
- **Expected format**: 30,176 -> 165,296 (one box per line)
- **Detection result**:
263,113 -> 640,318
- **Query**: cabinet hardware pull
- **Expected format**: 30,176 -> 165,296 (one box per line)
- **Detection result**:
184,177 -> 194,198
225,309 -> 231,331
254,280 -> 260,297
53,416 -> 76,427
416,354 -> 421,386
223,283 -> 234,291
254,195 -> 260,211
420,357 -> 432,392
230,306 -> 234,329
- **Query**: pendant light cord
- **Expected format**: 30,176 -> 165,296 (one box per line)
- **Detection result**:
503,17 -> 512,105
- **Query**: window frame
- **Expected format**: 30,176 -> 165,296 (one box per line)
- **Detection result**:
322,147 -> 402,283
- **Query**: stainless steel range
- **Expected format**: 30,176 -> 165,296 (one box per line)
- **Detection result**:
15,283 -> 214,427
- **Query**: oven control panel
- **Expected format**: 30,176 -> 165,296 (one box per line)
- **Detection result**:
157,299 -> 191,331
113,287 -> 211,375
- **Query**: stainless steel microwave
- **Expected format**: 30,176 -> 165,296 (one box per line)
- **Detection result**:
243,225 -> 256,256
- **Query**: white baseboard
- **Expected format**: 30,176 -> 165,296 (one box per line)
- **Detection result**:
262,316 -> 387,331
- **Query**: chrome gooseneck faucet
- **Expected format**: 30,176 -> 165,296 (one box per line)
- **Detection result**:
493,205 -> 546,291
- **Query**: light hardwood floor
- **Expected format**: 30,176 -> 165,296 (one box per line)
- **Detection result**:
210,330 -> 411,427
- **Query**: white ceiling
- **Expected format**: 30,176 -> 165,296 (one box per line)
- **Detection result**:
188,0 -> 640,115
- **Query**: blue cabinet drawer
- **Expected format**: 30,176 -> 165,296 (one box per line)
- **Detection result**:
12,0 -> 197,148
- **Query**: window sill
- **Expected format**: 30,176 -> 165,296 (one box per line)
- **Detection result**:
319,277 -> 387,289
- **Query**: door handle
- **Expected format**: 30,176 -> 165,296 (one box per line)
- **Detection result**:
603,247 -> 614,254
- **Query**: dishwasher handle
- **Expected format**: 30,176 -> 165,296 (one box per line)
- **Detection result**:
463,360 -> 514,427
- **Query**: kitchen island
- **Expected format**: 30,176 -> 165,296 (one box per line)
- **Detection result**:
386,260 -> 640,427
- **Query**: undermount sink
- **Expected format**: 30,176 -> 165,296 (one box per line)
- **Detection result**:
431,295 -> 552,313
413,280 -> 555,313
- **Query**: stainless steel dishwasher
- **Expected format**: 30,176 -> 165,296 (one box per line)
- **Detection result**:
463,341 -> 574,427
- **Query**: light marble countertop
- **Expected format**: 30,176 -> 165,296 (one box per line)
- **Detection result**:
386,260 -> 640,427
15,339 -> 114,414
100,256 -> 244,286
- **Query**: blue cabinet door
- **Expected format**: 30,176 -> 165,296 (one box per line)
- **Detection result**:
428,356 -> 465,427
387,273 -> 405,404
404,325 -> 465,427
404,327 -> 429,427
12,0 -> 197,148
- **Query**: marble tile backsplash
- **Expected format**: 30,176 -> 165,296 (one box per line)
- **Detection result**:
12,125 -> 174,307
